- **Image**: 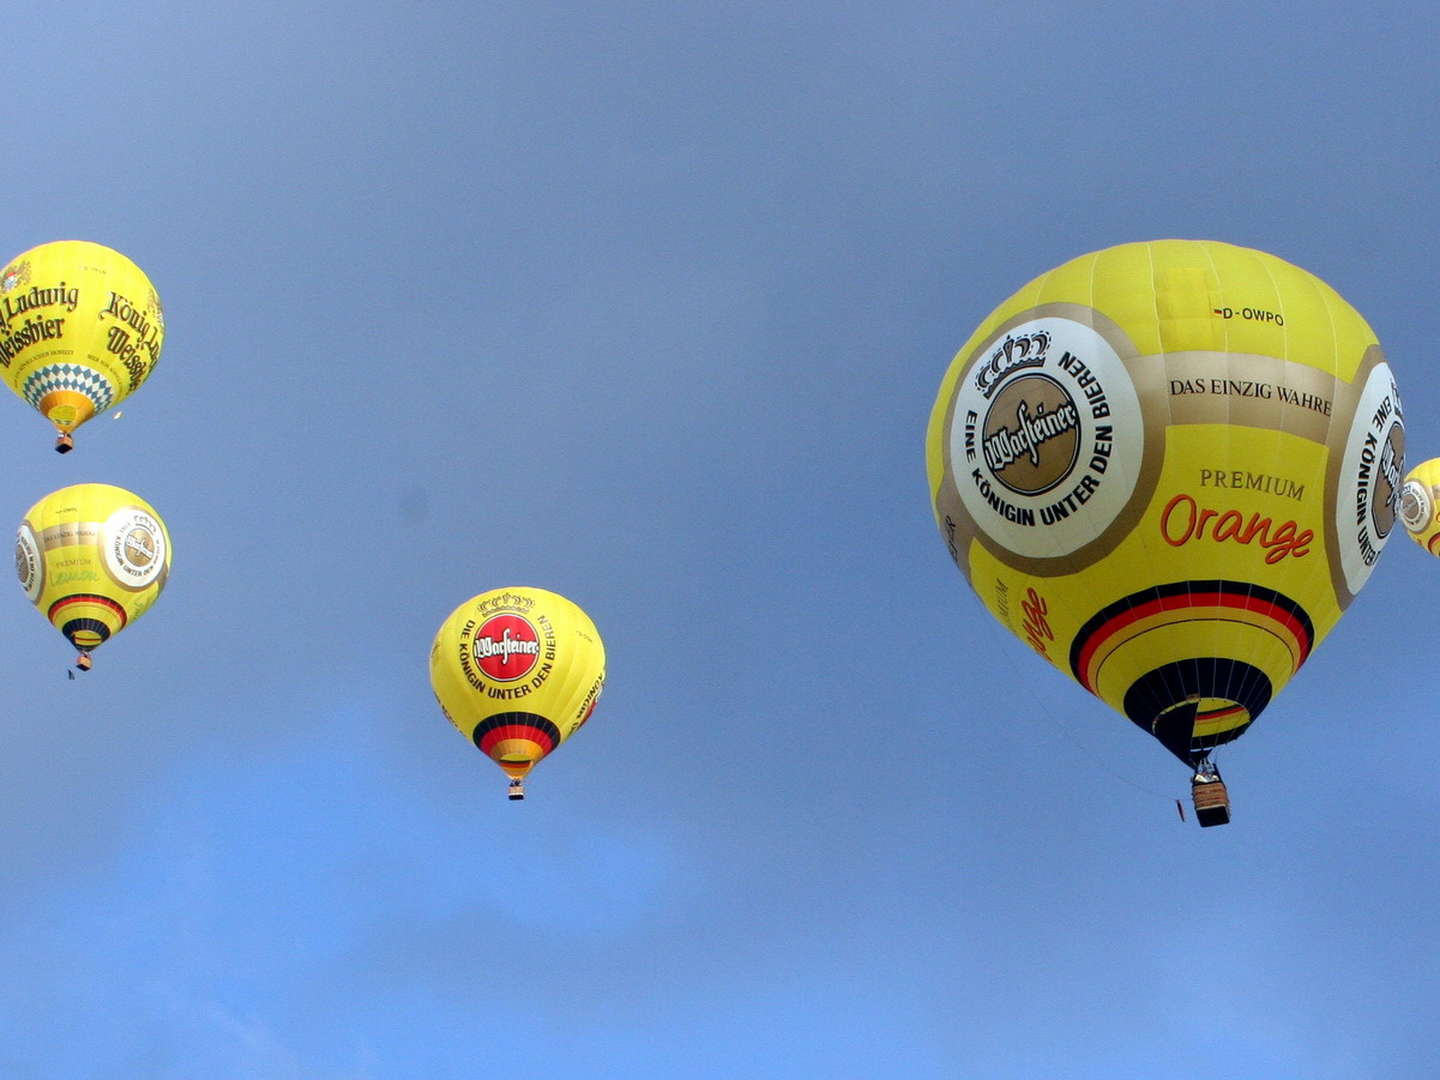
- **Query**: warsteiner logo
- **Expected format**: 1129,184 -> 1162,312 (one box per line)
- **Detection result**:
101,507 -> 166,590
982,375 -> 1081,495
1400,479 -> 1433,533
1372,422 -> 1403,540
948,315 -> 1144,560
119,525 -> 157,570
15,522 -> 41,603
458,604 -> 559,698
1336,362 -> 1404,595
472,614 -> 541,681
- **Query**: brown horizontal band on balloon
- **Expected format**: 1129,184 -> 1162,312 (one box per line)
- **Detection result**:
36,521 -> 102,549
1146,350 -> 1340,446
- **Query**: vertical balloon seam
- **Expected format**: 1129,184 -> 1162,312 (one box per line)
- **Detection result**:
1218,243 -> 1272,744
1098,242 -> 1161,744
1032,260 -> 1065,569
548,598 -> 602,775
1265,253 -> 1324,735
1148,241 -> 1190,745
1122,239 -> 1184,751
1239,245 -> 1304,743
1199,241 -> 1235,743
549,614 -> 593,771
529,600 -> 581,775
1267,247 -> 1323,729
1250,251 -> 1325,738
1213,244 -> 1279,749
1310,267 -> 1349,615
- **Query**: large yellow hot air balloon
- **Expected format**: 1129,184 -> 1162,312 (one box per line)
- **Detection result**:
430,586 -> 605,800
927,240 -> 1404,825
0,241 -> 164,452
1400,458 -> 1440,556
17,483 -> 172,670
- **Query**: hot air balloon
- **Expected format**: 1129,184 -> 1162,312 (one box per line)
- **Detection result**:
17,483 -> 172,670
430,587 -> 605,800
926,239 -> 1404,825
0,241 -> 164,452
1400,459 -> 1440,556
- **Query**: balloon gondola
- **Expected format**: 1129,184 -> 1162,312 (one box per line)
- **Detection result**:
927,239 -> 1404,825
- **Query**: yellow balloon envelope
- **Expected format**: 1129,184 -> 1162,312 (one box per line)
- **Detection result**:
430,587 -> 605,799
927,240 -> 1403,792
0,241 -> 164,452
17,483 -> 172,669
1400,458 -> 1440,556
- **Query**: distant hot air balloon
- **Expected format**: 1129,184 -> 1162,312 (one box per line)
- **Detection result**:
0,241 -> 164,452
17,483 -> 172,670
430,587 -> 605,800
927,239 -> 1404,825
1400,459 -> 1440,556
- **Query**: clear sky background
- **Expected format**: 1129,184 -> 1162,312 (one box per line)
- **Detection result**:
3,3 -> 1439,1078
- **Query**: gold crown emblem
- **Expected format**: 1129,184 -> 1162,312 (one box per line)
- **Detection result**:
975,330 -> 1051,399
475,590 -> 537,617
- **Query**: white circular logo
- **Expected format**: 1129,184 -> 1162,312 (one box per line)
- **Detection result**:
1401,479 -> 1433,535
102,507 -> 166,589
946,316 -> 1144,558
15,522 -> 41,603
1335,362 -> 1403,595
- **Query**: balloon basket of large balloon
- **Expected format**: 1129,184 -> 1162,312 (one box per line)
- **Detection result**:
507,779 -> 526,801
54,432 -> 74,454
1191,770 -> 1231,828
74,652 -> 92,672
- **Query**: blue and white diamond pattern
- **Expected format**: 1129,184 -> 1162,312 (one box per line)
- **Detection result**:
22,364 -> 116,413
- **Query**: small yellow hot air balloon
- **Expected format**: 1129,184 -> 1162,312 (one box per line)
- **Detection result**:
430,587 -> 605,800
17,483 -> 172,670
0,241 -> 164,452
1400,458 -> 1440,556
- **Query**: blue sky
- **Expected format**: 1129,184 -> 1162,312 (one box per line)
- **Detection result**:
4,2 -> 1440,1077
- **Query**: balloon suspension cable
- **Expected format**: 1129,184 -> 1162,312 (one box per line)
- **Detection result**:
54,431 -> 74,454
507,778 -> 526,801
75,651 -> 92,672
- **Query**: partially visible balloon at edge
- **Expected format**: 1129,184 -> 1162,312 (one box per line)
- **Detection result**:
1401,458 -> 1440,556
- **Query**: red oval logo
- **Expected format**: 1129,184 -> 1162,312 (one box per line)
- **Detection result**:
472,614 -> 541,681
